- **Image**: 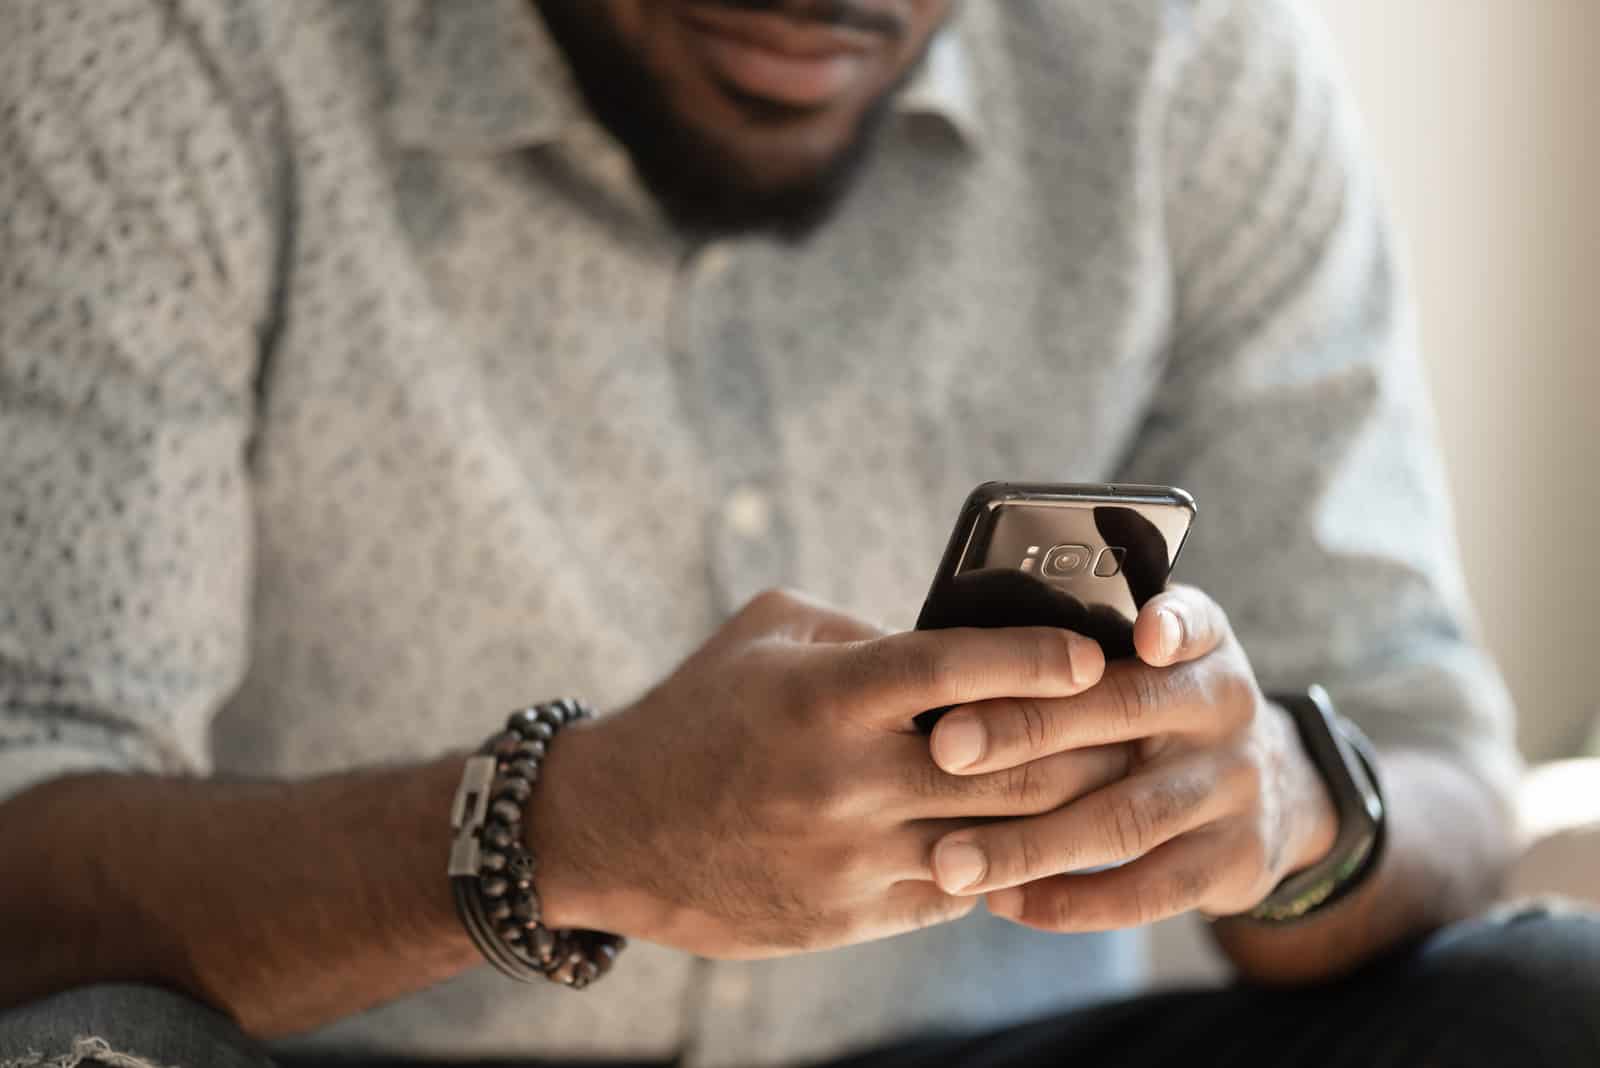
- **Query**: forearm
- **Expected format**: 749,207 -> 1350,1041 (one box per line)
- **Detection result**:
1210,747 -> 1516,984
0,753 -> 483,1036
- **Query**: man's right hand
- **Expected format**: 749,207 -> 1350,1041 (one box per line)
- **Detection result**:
529,588 -> 1123,959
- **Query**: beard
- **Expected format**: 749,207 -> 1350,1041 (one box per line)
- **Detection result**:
535,0 -> 926,242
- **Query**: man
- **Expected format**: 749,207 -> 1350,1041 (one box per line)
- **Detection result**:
0,0 -> 1595,1066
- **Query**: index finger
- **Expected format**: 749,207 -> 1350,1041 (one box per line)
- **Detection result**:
831,627 -> 1105,727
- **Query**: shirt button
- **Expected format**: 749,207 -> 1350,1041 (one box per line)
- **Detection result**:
723,486 -> 771,539
696,243 -> 734,282
708,967 -> 752,1009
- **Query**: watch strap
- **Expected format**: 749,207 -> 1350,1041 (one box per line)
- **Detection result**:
1247,685 -> 1386,924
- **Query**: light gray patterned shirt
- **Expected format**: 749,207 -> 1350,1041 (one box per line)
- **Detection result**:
0,1 -> 1518,1065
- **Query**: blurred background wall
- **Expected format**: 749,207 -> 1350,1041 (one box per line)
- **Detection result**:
1308,0 -> 1600,762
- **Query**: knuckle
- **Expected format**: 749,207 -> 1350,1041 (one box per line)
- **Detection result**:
809,771 -> 864,826
1139,784 -> 1185,836
1144,867 -> 1212,924
1173,864 -> 1217,911
804,909 -> 858,952
903,754 -> 956,802
916,893 -> 979,930
1003,760 -> 1047,811
827,838 -> 880,887
991,824 -> 1048,886
748,586 -> 800,617
780,666 -> 826,725
1103,799 -> 1152,858
1046,888 -> 1079,931
1235,830 -> 1271,882
1018,829 -> 1048,881
770,759 -> 854,829
1130,880 -> 1166,926
1106,669 -> 1161,734
886,636 -> 946,700
1227,750 -> 1264,804
1213,669 -> 1258,723
1012,697 -> 1052,754
835,635 -> 934,705
1007,630 -> 1076,695
1015,631 -> 1051,687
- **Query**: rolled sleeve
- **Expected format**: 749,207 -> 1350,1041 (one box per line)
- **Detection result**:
0,0 -> 279,802
1119,0 -> 1520,805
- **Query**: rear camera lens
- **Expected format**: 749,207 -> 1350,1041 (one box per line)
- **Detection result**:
1040,544 -> 1092,578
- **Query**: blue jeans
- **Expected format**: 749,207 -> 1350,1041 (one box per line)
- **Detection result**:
3,906 -> 1596,1068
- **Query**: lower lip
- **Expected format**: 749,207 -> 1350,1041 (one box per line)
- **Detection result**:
683,21 -> 869,108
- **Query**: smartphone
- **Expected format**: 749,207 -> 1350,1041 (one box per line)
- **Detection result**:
913,482 -> 1196,731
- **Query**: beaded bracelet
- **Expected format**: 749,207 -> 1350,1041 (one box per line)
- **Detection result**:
447,698 -> 626,987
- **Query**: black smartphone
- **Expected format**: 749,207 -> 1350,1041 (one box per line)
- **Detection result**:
913,482 -> 1196,731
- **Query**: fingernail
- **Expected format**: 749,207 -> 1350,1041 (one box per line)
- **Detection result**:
934,841 -> 988,894
1157,607 -> 1183,663
932,714 -> 986,771
1066,632 -> 1103,685
986,886 -> 1024,918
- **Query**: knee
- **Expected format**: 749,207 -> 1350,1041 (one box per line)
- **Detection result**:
0,983 -> 274,1068
1405,904 -> 1600,1061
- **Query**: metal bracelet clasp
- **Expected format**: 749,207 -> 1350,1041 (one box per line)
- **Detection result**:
447,755 -> 497,877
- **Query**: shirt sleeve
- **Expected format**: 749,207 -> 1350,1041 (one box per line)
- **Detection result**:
1117,0 -> 1521,807
0,0 -> 280,802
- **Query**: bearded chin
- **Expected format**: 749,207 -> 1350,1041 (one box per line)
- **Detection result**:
534,1 -> 913,242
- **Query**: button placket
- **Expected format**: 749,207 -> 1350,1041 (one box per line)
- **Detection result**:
670,242 -> 796,613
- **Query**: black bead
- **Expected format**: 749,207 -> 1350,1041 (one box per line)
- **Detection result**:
574,959 -> 600,986
508,758 -> 539,782
496,921 -> 524,943
486,900 -> 512,923
530,926 -> 558,965
505,848 -> 537,882
483,823 -> 514,850
515,739 -> 546,762
526,721 -> 555,743
536,704 -> 566,728
488,730 -> 522,759
507,708 -> 542,734
490,799 -> 522,826
479,875 -> 509,898
493,777 -> 532,805
479,850 -> 507,873
511,897 -> 540,925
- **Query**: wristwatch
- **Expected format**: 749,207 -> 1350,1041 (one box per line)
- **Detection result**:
1247,685 -> 1387,923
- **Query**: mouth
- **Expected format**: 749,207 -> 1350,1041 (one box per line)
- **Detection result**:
677,5 -> 896,110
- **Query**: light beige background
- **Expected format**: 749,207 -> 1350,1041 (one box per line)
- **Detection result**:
1153,1 -> 1598,986
1309,0 -> 1599,761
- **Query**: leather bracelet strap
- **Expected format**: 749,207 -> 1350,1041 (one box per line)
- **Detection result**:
448,698 -> 626,987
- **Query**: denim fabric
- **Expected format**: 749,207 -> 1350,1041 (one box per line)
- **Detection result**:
5,907 -> 1596,1068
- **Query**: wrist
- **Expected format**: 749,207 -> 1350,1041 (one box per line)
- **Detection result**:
520,714 -> 673,941
1273,699 -> 1340,875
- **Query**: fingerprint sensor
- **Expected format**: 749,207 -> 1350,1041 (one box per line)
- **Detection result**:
1093,547 -> 1126,578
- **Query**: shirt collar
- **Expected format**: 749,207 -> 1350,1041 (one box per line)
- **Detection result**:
895,18 -> 985,149
384,0 -> 587,153
385,0 -> 984,155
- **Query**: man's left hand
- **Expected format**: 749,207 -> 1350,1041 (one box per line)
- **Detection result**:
925,585 -> 1340,930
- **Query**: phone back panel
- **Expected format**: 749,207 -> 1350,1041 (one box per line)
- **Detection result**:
914,483 -> 1195,729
